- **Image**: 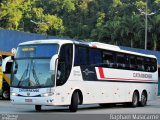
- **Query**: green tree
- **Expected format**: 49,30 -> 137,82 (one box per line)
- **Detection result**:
30,7 -> 64,35
148,15 -> 160,50
120,15 -> 143,48
0,0 -> 23,30
0,0 -> 160,50
103,18 -> 121,45
91,12 -> 106,42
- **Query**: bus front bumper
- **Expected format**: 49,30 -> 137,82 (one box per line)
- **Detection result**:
10,96 -> 56,106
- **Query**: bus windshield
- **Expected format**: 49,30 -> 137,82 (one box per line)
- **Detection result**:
11,44 -> 58,88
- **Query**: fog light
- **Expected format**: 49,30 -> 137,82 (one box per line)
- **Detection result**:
11,92 -> 18,96
41,93 -> 54,97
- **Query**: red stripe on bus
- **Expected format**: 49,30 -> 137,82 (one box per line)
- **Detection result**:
98,67 -> 105,78
100,78 -> 158,83
98,67 -> 158,83
91,45 -> 97,48
101,78 -> 158,83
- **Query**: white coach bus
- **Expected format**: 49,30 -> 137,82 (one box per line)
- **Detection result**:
10,39 -> 158,112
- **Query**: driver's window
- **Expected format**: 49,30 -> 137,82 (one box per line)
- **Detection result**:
56,44 -> 73,86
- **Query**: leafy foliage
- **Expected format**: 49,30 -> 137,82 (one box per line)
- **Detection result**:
0,0 -> 160,50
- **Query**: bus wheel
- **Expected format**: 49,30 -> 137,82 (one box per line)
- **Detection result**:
35,105 -> 42,111
2,90 -> 10,99
131,91 -> 139,107
139,91 -> 147,107
69,92 -> 79,112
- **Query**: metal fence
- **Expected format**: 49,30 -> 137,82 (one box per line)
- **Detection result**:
0,29 -> 56,52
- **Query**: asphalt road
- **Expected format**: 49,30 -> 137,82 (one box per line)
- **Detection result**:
0,97 -> 160,114
0,97 -> 160,120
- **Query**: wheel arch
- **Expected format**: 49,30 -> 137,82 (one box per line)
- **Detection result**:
71,89 -> 83,105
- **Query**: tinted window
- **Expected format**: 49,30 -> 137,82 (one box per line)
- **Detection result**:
144,58 -> 151,72
74,45 -> 157,73
129,56 -> 136,70
59,44 -> 73,65
57,44 -> 73,86
89,48 -> 102,64
127,55 -> 157,72
102,51 -> 115,68
74,46 -> 88,66
116,54 -> 126,69
137,57 -> 144,71
150,58 -> 157,72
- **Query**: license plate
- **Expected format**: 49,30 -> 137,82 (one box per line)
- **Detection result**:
25,99 -> 32,103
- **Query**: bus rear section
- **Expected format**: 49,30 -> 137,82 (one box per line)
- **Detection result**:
71,43 -> 158,108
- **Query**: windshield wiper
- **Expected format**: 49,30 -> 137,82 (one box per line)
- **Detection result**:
17,63 -> 29,87
32,62 -> 40,86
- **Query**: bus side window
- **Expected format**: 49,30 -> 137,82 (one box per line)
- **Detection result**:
150,59 -> 157,72
129,56 -> 136,70
103,52 -> 115,68
116,53 -> 126,69
125,55 -> 130,70
74,46 -> 88,66
89,48 -> 102,65
137,57 -> 144,71
144,58 -> 151,72
57,44 -> 73,86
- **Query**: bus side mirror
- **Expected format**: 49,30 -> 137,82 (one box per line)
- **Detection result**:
11,48 -> 17,55
2,56 -> 12,72
50,54 -> 58,71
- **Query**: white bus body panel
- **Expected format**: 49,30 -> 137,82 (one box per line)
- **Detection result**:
11,66 -> 158,106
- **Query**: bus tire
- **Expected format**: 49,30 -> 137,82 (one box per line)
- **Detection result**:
69,92 -> 79,112
131,91 -> 139,107
35,105 -> 41,111
2,89 -> 10,100
139,91 -> 147,107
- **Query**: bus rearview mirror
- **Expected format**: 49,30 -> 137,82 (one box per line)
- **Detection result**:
2,56 -> 12,72
50,54 -> 58,71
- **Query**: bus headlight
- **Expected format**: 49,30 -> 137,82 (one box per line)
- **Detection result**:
11,92 -> 18,96
41,93 -> 54,97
